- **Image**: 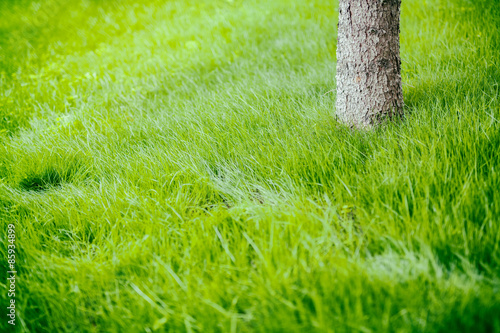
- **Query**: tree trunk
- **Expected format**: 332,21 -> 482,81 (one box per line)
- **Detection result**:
335,0 -> 404,129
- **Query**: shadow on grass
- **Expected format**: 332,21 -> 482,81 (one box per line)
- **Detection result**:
18,160 -> 89,192
19,168 -> 64,192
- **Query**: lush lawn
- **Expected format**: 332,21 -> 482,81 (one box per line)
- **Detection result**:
1,0 -> 499,331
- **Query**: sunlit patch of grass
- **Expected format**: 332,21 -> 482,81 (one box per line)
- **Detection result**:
0,0 -> 499,332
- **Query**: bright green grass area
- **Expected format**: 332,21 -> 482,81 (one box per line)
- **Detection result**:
0,0 -> 499,331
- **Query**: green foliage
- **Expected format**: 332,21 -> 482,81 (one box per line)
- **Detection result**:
0,0 -> 499,332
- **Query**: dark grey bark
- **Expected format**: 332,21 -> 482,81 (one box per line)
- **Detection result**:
336,0 -> 404,128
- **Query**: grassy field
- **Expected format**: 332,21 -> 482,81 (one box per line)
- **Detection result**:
1,0 -> 499,331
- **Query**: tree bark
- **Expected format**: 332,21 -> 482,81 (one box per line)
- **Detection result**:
335,0 -> 404,129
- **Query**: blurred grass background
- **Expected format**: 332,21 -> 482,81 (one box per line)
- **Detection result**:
0,0 -> 499,332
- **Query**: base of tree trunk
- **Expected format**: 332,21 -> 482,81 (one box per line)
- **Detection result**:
335,0 -> 404,129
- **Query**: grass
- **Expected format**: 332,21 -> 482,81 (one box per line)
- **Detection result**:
0,0 -> 499,331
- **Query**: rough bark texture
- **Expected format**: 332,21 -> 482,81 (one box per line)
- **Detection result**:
336,0 -> 404,128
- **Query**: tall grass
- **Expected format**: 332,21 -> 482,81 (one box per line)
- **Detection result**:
0,0 -> 499,331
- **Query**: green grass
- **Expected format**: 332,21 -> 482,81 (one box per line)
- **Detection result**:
0,0 -> 499,331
